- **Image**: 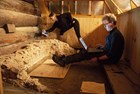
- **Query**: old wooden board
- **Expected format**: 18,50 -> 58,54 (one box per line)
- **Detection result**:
29,59 -> 70,78
0,66 -> 3,94
104,64 -> 140,94
80,81 -> 105,94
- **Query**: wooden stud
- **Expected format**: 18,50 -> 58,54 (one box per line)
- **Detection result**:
61,0 -> 64,14
110,0 -> 123,13
130,0 -> 137,9
68,0 -> 70,12
0,66 -> 3,94
75,0 -> 77,15
103,1 -> 105,15
104,0 -> 114,13
88,1 -> 92,15
131,0 -> 138,7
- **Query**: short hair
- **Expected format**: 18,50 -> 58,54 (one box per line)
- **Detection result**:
102,13 -> 117,25
49,12 -> 55,17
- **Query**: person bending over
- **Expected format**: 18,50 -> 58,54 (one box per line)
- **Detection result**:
42,12 -> 87,49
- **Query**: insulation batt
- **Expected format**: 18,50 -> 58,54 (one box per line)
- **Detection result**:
0,39 -> 76,92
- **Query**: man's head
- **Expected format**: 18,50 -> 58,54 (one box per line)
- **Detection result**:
49,12 -> 58,21
102,13 -> 117,32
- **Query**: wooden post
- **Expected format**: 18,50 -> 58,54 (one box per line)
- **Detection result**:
0,66 -> 3,94
110,0 -> 123,13
68,1 -> 70,12
130,0 -> 137,9
104,0 -> 114,13
88,1 -> 92,15
75,0 -> 77,15
61,0 -> 64,14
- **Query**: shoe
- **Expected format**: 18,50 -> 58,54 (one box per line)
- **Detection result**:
52,55 -> 65,67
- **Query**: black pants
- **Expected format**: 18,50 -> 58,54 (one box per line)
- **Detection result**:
61,18 -> 81,38
62,49 -> 105,64
73,18 -> 81,38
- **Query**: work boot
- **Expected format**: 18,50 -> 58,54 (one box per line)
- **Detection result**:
52,55 -> 65,67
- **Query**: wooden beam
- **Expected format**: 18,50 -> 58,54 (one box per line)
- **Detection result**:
88,1 -> 92,15
37,0 -> 49,15
132,0 -> 138,7
75,0 -> 77,14
61,0 -> 64,14
68,0 -> 70,12
103,1 -> 105,14
0,9 -> 39,28
0,66 -> 3,94
130,0 -> 138,8
110,0 -> 123,13
104,0 -> 114,13
49,0 -> 103,1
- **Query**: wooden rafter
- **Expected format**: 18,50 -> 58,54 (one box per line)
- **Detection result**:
104,0 -> 114,13
131,0 -> 138,7
110,0 -> 123,13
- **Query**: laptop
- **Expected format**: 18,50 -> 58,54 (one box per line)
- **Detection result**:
79,38 -> 104,53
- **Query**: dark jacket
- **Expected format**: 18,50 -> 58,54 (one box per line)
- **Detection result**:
46,12 -> 74,35
104,27 -> 125,63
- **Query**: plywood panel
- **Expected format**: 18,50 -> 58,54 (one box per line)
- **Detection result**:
117,7 -> 140,75
80,81 -> 105,94
29,59 -> 70,78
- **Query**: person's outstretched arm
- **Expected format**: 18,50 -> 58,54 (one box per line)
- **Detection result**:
45,22 -> 57,33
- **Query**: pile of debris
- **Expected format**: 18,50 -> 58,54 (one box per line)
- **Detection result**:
0,39 -> 76,93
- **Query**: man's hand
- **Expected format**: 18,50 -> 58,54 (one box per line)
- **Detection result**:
89,57 -> 98,63
96,44 -> 104,49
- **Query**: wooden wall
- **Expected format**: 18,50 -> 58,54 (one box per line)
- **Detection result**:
117,7 -> 140,75
0,0 -> 40,45
47,15 -> 108,48
0,66 -> 3,94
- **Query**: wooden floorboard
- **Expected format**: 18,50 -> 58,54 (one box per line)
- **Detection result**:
104,62 -> 140,94
0,66 -> 3,94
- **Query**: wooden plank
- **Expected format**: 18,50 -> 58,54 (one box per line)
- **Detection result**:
75,1 -> 78,15
4,24 -> 15,33
110,0 -> 123,13
104,64 -> 140,94
106,70 -> 139,94
27,56 -> 48,73
117,7 -> 140,75
0,66 -> 3,94
29,59 -> 70,78
80,81 -> 105,94
118,61 -> 140,89
104,0 -> 113,13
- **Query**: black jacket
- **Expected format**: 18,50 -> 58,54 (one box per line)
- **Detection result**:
46,12 -> 74,35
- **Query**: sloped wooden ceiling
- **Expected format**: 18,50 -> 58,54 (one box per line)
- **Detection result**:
23,0 -> 140,15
